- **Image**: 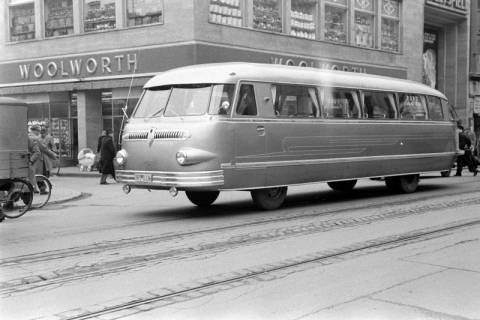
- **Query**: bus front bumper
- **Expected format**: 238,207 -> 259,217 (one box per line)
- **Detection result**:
116,169 -> 224,190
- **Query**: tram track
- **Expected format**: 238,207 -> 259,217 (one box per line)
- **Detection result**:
54,218 -> 480,320
2,189 -> 480,297
2,183 -> 480,267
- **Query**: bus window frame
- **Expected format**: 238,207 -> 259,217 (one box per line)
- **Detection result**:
398,92 -> 429,121
360,90 -> 398,120
235,82 -> 259,117
425,95 -> 444,121
270,83 -> 320,119
320,87 -> 362,120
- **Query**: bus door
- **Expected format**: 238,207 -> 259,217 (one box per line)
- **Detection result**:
231,82 -> 268,189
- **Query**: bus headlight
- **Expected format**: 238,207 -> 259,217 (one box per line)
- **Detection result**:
176,151 -> 187,165
175,148 -> 216,166
116,149 -> 128,166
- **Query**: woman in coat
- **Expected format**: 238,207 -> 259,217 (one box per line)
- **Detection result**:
99,129 -> 116,184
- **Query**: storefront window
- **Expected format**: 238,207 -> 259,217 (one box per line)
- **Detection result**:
324,4 -> 347,43
253,0 -> 282,33
381,0 -> 400,51
127,0 -> 163,26
9,1 -> 35,42
354,0 -> 375,48
45,0 -> 74,37
290,0 -> 317,40
209,0 -> 243,27
84,0 -> 116,32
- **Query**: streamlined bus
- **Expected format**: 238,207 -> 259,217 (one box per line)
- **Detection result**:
116,63 -> 457,210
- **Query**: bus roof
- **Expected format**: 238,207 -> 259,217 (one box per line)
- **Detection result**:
144,62 -> 446,99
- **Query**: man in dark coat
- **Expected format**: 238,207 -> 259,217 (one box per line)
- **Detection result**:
99,129 -> 116,184
456,126 -> 478,176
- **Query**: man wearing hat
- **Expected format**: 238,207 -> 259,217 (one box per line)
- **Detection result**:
28,125 -> 57,192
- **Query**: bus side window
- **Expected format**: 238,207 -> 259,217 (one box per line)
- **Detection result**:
236,84 -> 258,116
322,88 -> 360,119
363,91 -> 396,119
399,93 -> 427,120
426,96 -> 444,120
271,84 -> 319,118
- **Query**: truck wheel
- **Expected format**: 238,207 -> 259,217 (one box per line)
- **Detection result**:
185,191 -> 219,207
251,187 -> 287,210
327,180 -> 357,191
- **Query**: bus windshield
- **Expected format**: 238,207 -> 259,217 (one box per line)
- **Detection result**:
133,84 -> 234,118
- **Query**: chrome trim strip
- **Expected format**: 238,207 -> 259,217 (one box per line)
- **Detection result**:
116,170 -> 224,187
221,152 -> 456,169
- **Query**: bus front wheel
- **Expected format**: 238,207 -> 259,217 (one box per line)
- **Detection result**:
185,191 -> 219,207
327,180 -> 357,191
385,174 -> 419,193
251,187 -> 287,210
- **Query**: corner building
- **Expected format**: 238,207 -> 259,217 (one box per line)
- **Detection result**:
0,0 -> 470,164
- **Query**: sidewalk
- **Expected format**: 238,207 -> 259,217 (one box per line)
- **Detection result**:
57,165 -> 101,178
45,166 -> 97,205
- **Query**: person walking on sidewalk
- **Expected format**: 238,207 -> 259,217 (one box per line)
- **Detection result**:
455,125 -> 478,176
40,127 -> 54,177
98,129 -> 116,184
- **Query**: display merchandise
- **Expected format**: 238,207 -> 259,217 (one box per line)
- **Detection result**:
9,4 -> 35,42
209,0 -> 242,27
354,12 -> 374,48
84,0 -> 116,32
381,18 -> 399,51
127,0 -> 163,26
324,5 -> 346,43
253,0 -> 282,33
45,0 -> 74,37
290,0 -> 316,39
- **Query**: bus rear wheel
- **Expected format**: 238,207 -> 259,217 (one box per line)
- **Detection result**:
185,191 -> 219,207
385,174 -> 419,193
327,180 -> 357,191
251,187 -> 287,210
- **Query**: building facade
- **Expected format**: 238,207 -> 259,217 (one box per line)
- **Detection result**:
470,0 -> 480,137
0,0 -> 471,163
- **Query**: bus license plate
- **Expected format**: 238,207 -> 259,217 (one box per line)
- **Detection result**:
134,173 -> 152,183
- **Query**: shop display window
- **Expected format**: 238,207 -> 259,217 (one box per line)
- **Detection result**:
45,0 -> 74,38
381,18 -> 399,51
253,0 -> 282,33
290,0 -> 317,40
381,0 -> 400,51
354,0 -> 373,12
127,0 -> 163,27
354,12 -> 374,48
9,2 -> 35,42
324,5 -> 347,43
209,0 -> 243,27
84,0 -> 116,32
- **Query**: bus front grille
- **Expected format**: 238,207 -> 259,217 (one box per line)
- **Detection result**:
123,130 -> 189,141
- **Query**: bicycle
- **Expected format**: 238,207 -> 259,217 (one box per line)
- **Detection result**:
31,174 -> 52,209
0,178 -> 34,219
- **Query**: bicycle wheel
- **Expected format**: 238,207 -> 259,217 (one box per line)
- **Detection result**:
32,175 -> 52,209
0,178 -> 33,219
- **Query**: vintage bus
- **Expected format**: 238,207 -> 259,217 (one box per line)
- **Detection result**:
115,63 -> 457,210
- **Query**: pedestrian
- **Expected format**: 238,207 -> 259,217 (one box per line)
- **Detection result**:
455,125 -> 478,176
96,129 -> 107,171
29,125 -> 57,192
40,127 -> 54,177
99,129 -> 116,184
28,125 -> 42,192
97,129 -> 107,154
